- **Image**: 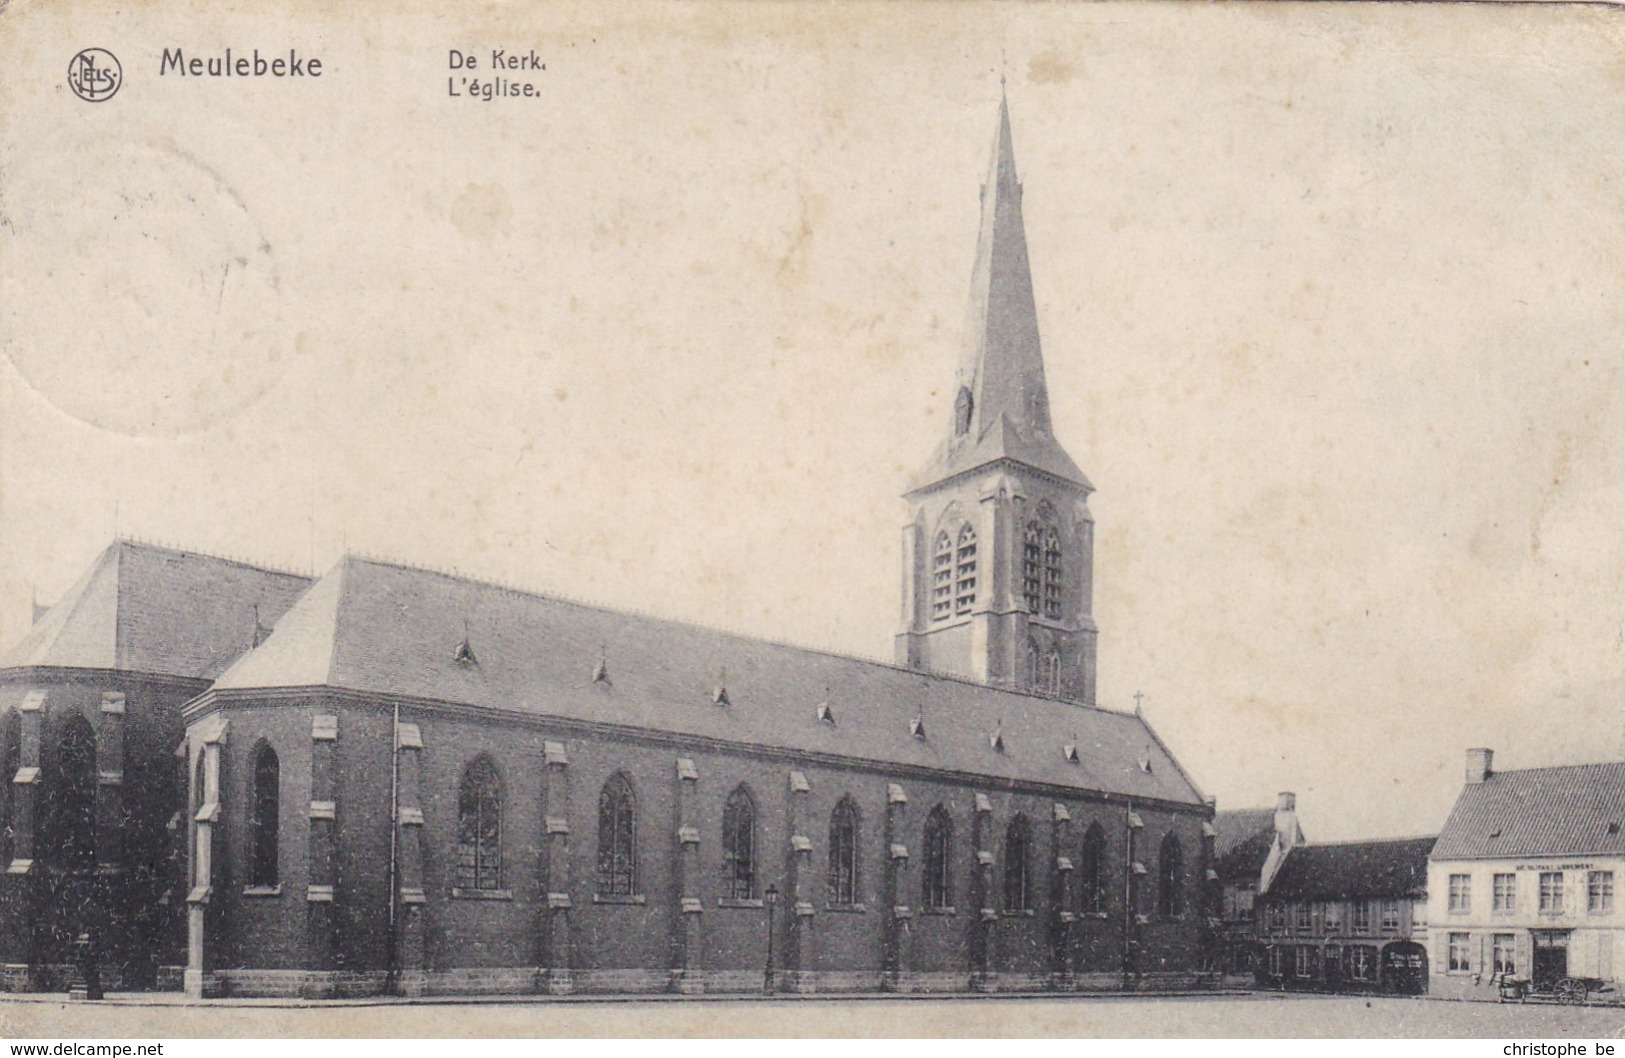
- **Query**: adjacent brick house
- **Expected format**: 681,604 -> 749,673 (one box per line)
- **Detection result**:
1255,836 -> 1434,995
1214,793 -> 1305,978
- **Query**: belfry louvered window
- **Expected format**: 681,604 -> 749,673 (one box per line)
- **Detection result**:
1043,527 -> 1062,618
954,525 -> 978,615
457,757 -> 502,891
1023,522 -> 1044,613
596,772 -> 637,896
931,531 -> 954,621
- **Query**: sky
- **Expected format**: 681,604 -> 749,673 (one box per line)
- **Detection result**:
2,1 -> 1622,841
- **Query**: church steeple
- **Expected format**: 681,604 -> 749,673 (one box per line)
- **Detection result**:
896,90 -> 1098,705
909,89 -> 1089,494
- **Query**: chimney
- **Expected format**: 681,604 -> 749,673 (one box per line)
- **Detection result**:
1274,791 -> 1298,849
1466,748 -> 1494,784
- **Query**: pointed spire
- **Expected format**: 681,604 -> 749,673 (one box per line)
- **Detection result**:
908,89 -> 1089,493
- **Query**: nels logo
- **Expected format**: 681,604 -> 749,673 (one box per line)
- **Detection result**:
68,48 -> 122,102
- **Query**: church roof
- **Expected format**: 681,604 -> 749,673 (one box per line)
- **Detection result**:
214,555 -> 1206,806
1433,762 -> 1625,861
908,93 -> 1089,494
0,541 -> 313,681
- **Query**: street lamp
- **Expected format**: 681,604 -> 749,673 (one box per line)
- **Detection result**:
763,883 -> 779,994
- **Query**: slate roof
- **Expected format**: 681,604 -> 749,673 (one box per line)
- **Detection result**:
907,94 -> 1088,494
214,556 -> 1206,804
1265,837 -> 1435,902
1214,808 -> 1279,881
0,541 -> 313,681
1432,762 -> 1625,861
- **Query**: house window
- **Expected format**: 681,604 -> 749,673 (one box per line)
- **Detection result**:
1157,833 -> 1182,919
721,785 -> 757,900
56,715 -> 98,874
1325,944 -> 1342,975
1022,523 -> 1043,614
1043,527 -> 1062,618
931,532 -> 953,621
1323,901 -> 1342,931
1493,873 -> 1517,914
1448,932 -> 1471,972
954,525 -> 978,615
1492,933 -> 1517,976
1268,946 -> 1284,977
1079,823 -> 1107,915
1003,814 -> 1032,912
1381,899 -> 1400,932
827,796 -> 860,907
596,772 -> 638,896
1267,902 -> 1286,931
456,757 -> 503,891
249,744 -> 280,888
1351,900 -> 1371,934
1295,946 -> 1314,978
1349,946 -> 1376,981
1448,874 -> 1471,914
1588,871 -> 1614,915
922,805 -> 953,910
1294,903 -> 1312,933
1539,872 -> 1564,914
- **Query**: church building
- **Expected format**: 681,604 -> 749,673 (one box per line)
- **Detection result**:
0,95 -> 1216,998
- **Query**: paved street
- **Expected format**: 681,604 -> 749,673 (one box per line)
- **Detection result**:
1,992 -> 1621,1039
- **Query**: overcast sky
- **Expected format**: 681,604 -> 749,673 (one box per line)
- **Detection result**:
2,1 -> 1621,840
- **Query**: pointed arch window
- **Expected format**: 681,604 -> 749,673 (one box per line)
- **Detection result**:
1003,814 -> 1033,912
931,531 -> 954,621
457,757 -> 503,891
1079,823 -> 1108,915
722,785 -> 757,900
1158,832 -> 1184,919
827,796 -> 860,906
57,715 -> 97,873
954,525 -> 978,615
922,805 -> 953,910
596,772 -> 638,896
1026,638 -> 1041,689
1,710 -> 18,863
954,386 -> 974,437
250,744 -> 280,888
1044,648 -> 1062,697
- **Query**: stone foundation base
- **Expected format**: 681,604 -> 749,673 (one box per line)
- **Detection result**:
1,963 -> 126,993
165,966 -> 1223,999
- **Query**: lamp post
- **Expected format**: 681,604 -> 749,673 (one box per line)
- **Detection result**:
763,883 -> 779,995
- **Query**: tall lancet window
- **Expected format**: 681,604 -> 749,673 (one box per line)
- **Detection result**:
250,743 -> 280,888
1023,522 -> 1044,613
1079,823 -> 1108,915
921,805 -> 953,910
954,386 -> 974,437
931,531 -> 954,621
827,796 -> 860,907
596,772 -> 638,897
1043,527 -> 1063,618
1158,833 -> 1184,919
722,784 -> 757,900
57,715 -> 97,874
954,525 -> 978,615
1003,814 -> 1033,912
457,756 -> 503,891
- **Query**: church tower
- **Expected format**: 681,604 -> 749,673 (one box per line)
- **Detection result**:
896,91 -> 1098,705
